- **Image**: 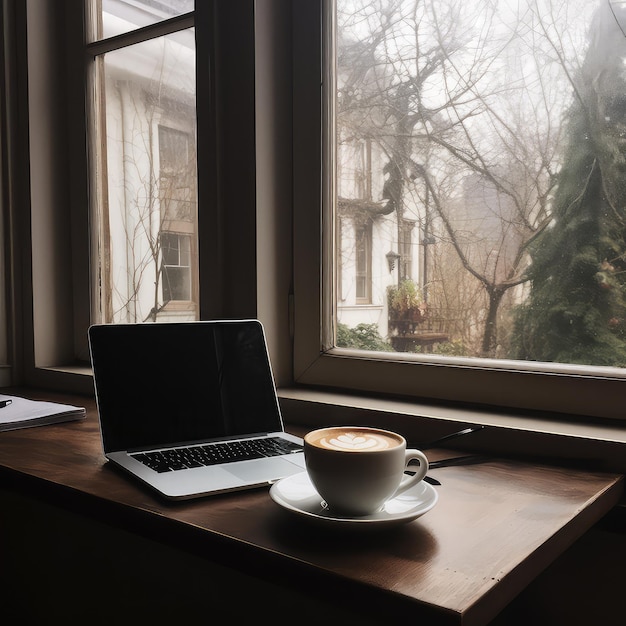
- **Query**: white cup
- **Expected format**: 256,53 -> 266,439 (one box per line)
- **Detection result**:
303,426 -> 429,517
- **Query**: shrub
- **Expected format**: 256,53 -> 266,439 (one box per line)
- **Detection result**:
336,323 -> 394,351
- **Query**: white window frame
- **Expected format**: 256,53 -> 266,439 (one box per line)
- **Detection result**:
292,0 -> 626,422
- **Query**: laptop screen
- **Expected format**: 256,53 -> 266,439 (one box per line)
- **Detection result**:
89,320 -> 284,453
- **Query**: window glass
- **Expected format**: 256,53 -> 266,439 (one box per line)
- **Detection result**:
334,0 -> 626,370
355,221 -> 371,303
90,0 -> 194,41
158,125 -> 197,248
93,21 -> 198,323
161,232 -> 192,302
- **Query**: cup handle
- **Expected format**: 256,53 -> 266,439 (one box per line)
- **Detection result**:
394,449 -> 429,496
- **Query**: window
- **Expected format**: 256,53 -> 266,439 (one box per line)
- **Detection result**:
160,231 -> 192,303
157,124 -> 197,315
293,0 -> 626,420
6,0 -> 626,423
88,1 -> 198,324
3,0 -> 267,390
158,125 -> 196,226
399,219 -> 414,284
354,220 -> 371,303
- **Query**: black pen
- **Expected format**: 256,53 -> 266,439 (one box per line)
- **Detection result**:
0,399 -> 12,408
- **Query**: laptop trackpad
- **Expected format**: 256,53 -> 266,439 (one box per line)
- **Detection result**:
227,456 -> 304,482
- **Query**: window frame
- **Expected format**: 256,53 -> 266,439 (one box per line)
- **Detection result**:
6,0 -> 272,393
6,0 -> 626,425
292,0 -> 626,422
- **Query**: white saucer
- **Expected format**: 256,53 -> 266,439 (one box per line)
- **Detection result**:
269,471 -> 438,528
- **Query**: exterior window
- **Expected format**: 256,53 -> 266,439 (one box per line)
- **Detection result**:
158,125 -> 196,225
336,134 -> 381,321
355,221 -> 372,303
399,219 -> 414,284
160,232 -> 192,302
87,0 -> 198,324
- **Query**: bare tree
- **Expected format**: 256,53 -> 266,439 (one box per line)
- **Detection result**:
104,75 -> 197,324
337,0 -> 591,356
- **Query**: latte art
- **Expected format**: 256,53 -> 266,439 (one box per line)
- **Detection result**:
306,427 -> 402,452
322,432 -> 391,451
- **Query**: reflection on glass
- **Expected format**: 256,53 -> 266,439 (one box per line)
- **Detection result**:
98,29 -> 198,323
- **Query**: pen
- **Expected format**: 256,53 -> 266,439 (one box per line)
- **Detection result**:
0,399 -> 12,408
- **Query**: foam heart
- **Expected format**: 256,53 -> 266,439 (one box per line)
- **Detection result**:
331,433 -> 378,449
337,434 -> 367,445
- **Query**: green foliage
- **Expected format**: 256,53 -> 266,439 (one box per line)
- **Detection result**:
511,3 -> 626,366
387,280 -> 425,319
432,338 -> 466,356
336,323 -> 394,352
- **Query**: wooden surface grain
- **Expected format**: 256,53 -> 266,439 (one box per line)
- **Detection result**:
0,389 -> 622,625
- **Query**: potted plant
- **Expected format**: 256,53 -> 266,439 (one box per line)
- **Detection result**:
387,279 -> 426,325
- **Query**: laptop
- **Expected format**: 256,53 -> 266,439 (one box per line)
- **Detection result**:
88,319 -> 305,500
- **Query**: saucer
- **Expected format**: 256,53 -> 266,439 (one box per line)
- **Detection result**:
269,471 -> 438,528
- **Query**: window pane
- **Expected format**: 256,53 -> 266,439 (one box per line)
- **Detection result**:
161,232 -> 180,265
335,0 -> 626,369
355,222 -> 371,302
161,233 -> 192,301
96,29 -> 198,323
92,0 -> 194,41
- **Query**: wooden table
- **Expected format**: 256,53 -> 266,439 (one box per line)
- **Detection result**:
0,390 -> 622,625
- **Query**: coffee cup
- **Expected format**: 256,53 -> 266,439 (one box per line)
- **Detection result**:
303,426 -> 429,517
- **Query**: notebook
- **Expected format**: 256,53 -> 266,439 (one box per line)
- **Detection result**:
88,319 -> 305,500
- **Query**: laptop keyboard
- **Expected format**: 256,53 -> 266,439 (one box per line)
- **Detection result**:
131,437 -> 303,473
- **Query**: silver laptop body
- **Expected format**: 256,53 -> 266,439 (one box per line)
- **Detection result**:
88,319 -> 305,500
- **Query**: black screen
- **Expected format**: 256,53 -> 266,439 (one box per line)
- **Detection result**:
89,320 -> 283,452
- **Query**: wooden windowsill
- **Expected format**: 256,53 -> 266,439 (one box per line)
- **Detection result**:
24,365 -> 626,473
278,387 -> 626,475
